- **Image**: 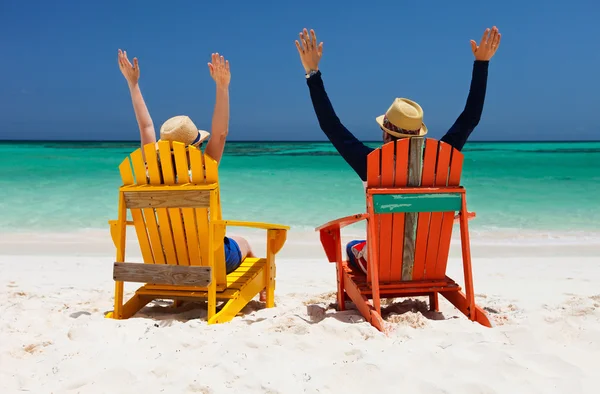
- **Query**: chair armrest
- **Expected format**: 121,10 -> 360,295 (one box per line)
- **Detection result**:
315,213 -> 368,232
213,220 -> 290,231
108,220 -> 134,226
213,220 -> 289,256
454,211 -> 476,223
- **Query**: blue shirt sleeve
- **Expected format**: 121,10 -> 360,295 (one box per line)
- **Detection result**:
306,71 -> 374,181
441,60 -> 489,151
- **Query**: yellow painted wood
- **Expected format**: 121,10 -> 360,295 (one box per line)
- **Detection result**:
129,149 -> 156,265
188,146 -> 205,183
120,184 -> 216,192
215,220 -> 291,231
208,260 -> 267,324
196,208 -> 210,266
144,144 -> 161,184
169,143 -> 194,266
210,191 -> 227,287
204,154 -> 218,184
119,158 -> 134,185
207,211 -> 217,320
158,141 -> 176,185
173,142 -> 190,184
108,143 -> 290,324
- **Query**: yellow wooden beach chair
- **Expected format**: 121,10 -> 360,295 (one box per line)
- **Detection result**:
105,141 -> 289,324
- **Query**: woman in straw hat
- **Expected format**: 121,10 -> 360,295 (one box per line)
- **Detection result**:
117,49 -> 262,298
294,26 -> 501,273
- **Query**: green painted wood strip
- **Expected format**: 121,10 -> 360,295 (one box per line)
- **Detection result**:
374,193 -> 462,214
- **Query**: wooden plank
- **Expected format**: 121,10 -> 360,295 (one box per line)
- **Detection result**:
378,142 -> 395,282
204,154 -> 218,184
210,191 -> 227,287
144,144 -> 162,185
424,142 -> 452,279
390,139 -> 409,281
169,143 -> 191,266
156,141 -> 179,266
435,145 -> 465,278
119,158 -> 134,186
402,137 -> 424,280
189,146 -> 206,184
123,190 -> 210,209
412,139 -> 438,280
113,262 -> 211,286
373,193 -> 462,213
129,150 -> 156,265
187,145 -> 208,266
366,149 -> 381,283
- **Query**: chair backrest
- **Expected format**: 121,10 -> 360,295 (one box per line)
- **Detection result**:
117,141 -> 227,286
365,138 -> 464,282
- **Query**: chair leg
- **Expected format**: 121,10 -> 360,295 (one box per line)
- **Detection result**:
336,261 -> 345,311
209,265 -> 265,325
111,281 -> 124,319
441,290 -> 491,327
429,292 -> 439,312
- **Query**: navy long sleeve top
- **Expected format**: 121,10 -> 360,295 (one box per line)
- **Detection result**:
306,61 -> 489,181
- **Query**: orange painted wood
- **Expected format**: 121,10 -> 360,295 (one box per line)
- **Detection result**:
424,142 -> 452,279
434,147 -> 465,278
366,149 -> 381,283
389,139 -> 410,281
378,142 -> 395,282
412,139 -> 438,280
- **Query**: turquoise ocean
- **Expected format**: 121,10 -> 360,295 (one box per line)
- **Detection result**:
1,141 -> 599,242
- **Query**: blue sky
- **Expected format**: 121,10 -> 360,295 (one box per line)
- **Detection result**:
1,0 -> 598,141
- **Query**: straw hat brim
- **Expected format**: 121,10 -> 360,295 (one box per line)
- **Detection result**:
375,115 -> 428,138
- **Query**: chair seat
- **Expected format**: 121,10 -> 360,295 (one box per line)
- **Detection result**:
137,257 -> 266,301
341,260 -> 461,298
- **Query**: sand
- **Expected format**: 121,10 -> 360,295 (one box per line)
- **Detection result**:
1,229 -> 599,393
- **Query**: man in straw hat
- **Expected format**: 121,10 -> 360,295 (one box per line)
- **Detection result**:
117,49 -> 260,296
294,26 -> 501,273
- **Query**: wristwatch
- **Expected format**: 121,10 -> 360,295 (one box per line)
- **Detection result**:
305,69 -> 318,79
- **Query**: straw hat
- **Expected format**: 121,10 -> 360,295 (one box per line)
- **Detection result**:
159,115 -> 210,146
375,98 -> 428,138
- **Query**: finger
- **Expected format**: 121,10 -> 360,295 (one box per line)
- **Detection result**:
124,50 -> 132,67
302,28 -> 310,48
295,40 -> 304,54
310,29 -> 317,49
208,63 -> 214,76
299,32 -> 307,50
470,40 -> 477,54
133,57 -> 139,71
480,28 -> 490,46
318,41 -> 324,56
493,33 -> 501,51
225,59 -> 230,71
220,55 -> 225,69
488,26 -> 497,48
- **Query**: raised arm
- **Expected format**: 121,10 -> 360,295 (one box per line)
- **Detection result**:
441,27 -> 501,151
295,28 -> 373,181
117,50 -> 156,152
204,53 -> 231,166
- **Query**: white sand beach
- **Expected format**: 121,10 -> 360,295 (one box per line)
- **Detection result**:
1,229 -> 599,394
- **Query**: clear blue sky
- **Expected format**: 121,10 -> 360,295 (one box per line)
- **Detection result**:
1,0 -> 598,141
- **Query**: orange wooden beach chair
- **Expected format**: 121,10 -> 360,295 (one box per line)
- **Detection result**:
316,138 -> 491,332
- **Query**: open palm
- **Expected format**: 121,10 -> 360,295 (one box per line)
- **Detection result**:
117,49 -> 140,86
471,26 -> 501,61
208,53 -> 231,87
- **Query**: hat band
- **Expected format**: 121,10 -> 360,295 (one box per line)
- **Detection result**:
189,131 -> 202,146
383,116 -> 421,136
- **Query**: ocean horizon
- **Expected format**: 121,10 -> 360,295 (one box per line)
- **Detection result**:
1,140 -> 599,243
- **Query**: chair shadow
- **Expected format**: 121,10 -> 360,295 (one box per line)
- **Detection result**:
102,298 -> 267,325
299,297 -> 447,326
